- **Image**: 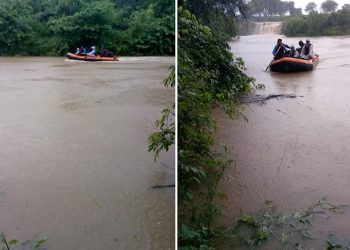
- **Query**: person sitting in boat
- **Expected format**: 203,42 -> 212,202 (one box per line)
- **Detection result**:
272,38 -> 290,59
296,40 -> 304,55
80,47 -> 87,56
101,48 -> 114,57
300,39 -> 314,59
287,45 -> 299,57
87,46 -> 96,57
75,48 -> 80,55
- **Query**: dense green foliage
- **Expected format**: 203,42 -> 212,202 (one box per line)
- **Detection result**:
0,0 -> 174,56
178,6 -> 254,249
178,7 -> 252,200
282,7 -> 350,36
179,0 -> 248,38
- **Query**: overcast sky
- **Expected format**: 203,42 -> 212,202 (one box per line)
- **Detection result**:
293,0 -> 350,11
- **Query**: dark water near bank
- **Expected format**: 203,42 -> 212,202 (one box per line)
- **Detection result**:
0,57 -> 174,249
215,35 -> 350,248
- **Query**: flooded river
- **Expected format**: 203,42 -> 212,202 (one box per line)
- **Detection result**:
216,35 -> 350,248
0,57 -> 174,249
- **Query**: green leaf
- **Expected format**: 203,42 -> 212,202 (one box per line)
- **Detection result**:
8,239 -> 18,245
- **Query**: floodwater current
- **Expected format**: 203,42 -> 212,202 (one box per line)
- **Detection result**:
0,57 -> 174,249
215,35 -> 350,248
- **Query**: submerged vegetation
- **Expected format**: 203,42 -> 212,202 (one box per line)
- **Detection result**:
0,0 -> 174,56
0,232 -> 47,250
225,201 -> 350,249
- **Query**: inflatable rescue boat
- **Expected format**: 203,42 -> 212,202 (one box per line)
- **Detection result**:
66,53 -> 118,62
269,55 -> 319,72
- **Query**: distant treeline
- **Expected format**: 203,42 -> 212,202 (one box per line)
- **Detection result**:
180,0 -> 302,39
248,0 -> 302,17
282,7 -> 350,36
0,0 -> 174,56
235,0 -> 301,37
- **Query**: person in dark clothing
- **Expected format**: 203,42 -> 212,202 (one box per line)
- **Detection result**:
296,40 -> 304,54
300,39 -> 314,59
101,48 -> 114,57
272,38 -> 290,59
80,46 -> 87,56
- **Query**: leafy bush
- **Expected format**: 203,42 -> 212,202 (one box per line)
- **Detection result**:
148,66 -> 175,160
178,7 -> 254,249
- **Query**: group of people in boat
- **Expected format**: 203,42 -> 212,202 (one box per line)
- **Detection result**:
75,46 -> 114,57
272,38 -> 314,60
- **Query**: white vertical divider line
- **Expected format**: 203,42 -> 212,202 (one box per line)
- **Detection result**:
175,0 -> 178,248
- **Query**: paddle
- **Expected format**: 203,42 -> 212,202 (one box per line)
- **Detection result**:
265,45 -> 282,71
265,59 -> 274,71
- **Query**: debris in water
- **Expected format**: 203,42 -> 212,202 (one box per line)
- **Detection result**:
277,109 -> 287,115
242,94 -> 303,105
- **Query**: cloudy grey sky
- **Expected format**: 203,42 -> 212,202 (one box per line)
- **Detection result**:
293,0 -> 350,11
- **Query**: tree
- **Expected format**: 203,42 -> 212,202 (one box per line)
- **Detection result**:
292,7 -> 302,16
283,5 -> 350,36
178,6 -> 254,249
181,0 -> 248,37
287,1 -> 302,16
321,0 -> 338,13
249,0 -> 264,16
305,2 -> 317,13
342,4 -> 350,11
248,0 -> 301,17
0,0 -> 34,55
49,0 -> 117,53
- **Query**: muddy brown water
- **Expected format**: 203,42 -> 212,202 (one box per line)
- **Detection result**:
0,57 -> 174,249
215,35 -> 350,248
